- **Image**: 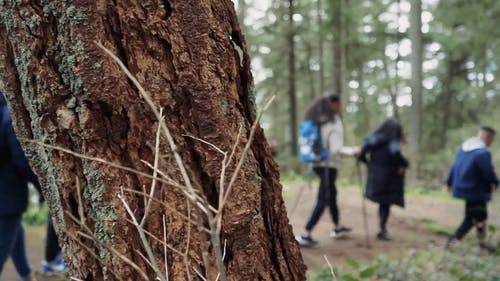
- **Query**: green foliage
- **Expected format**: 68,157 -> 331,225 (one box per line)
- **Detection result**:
309,240 -> 500,281
23,206 -> 49,226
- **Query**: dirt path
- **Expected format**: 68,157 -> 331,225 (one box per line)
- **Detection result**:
284,183 -> 500,272
2,185 -> 499,280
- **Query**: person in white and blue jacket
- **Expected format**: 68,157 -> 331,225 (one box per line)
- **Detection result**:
296,94 -> 358,248
0,92 -> 42,281
445,126 -> 498,248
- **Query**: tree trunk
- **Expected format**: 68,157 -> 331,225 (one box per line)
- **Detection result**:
316,0 -> 325,95
332,0 -> 341,94
382,53 -> 401,121
305,42 -> 317,100
0,1 -> 306,280
332,0 -> 347,98
439,53 -> 467,148
440,58 -> 454,149
409,0 -> 423,171
287,0 -> 298,156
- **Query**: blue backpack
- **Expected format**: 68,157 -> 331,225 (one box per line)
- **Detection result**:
298,120 -> 328,163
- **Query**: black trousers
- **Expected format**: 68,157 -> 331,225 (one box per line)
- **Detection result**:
452,201 -> 487,240
305,167 -> 339,231
379,203 -> 391,233
45,219 -> 61,262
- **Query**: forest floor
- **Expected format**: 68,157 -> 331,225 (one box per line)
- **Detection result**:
2,184 -> 499,280
284,183 -> 500,273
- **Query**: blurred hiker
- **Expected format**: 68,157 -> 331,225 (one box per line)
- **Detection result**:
0,92 -> 42,281
42,220 -> 68,274
357,118 -> 408,241
445,126 -> 498,249
296,94 -> 358,247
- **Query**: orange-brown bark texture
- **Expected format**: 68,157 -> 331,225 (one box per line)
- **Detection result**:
0,0 -> 306,280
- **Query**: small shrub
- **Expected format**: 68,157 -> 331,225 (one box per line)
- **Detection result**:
23,205 -> 49,226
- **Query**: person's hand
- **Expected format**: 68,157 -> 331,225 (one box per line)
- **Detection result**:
397,167 -> 406,175
491,184 -> 498,193
354,146 -> 362,157
444,185 -> 451,193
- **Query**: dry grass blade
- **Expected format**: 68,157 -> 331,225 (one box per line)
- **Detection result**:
141,110 -> 164,226
323,255 -> 337,281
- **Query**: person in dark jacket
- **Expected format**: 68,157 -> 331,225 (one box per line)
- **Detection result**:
0,92 -> 42,281
358,118 -> 408,241
445,126 -> 498,248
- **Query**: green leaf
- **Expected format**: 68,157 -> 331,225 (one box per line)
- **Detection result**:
487,225 -> 496,234
448,267 -> 461,277
345,258 -> 360,269
359,266 -> 376,278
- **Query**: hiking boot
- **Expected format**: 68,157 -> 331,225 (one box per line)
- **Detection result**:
477,226 -> 486,240
479,241 -> 497,253
445,237 -> 459,250
376,231 -> 392,241
330,226 -> 352,239
42,255 -> 68,275
22,275 -> 37,281
296,235 -> 319,248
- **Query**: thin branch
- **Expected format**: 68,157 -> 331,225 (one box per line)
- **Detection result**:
118,189 -> 167,281
66,215 -> 148,281
23,140 -> 198,202
96,41 -> 197,205
66,233 -> 123,281
97,44 -> 212,281
163,215 -> 169,281
184,199 -> 193,281
121,188 -> 208,231
183,134 -> 225,155
124,218 -> 184,256
140,160 -> 176,184
219,125 -> 243,207
225,124 -> 244,167
136,249 -> 156,274
217,95 -> 275,218
75,177 -> 85,226
141,111 -> 164,227
193,268 -> 209,281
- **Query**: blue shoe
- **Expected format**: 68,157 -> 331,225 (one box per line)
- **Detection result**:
42,255 -> 68,275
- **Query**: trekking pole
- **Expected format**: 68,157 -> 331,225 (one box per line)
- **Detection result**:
289,163 -> 313,217
356,161 -> 371,248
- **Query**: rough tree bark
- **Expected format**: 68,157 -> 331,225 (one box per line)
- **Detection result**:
0,1 -> 306,280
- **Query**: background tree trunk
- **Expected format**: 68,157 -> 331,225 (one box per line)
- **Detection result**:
287,0 -> 298,156
409,0 -> 423,173
0,1 -> 306,280
332,0 -> 347,98
316,0 -> 325,96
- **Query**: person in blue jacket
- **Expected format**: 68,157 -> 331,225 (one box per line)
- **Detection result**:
0,92 -> 42,281
358,119 -> 408,241
445,126 -> 498,248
